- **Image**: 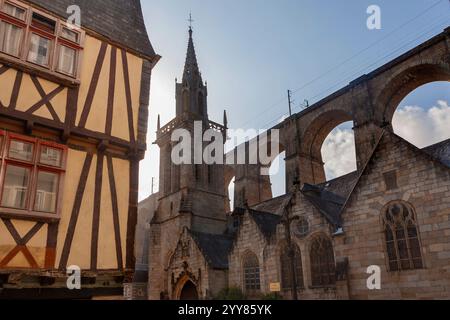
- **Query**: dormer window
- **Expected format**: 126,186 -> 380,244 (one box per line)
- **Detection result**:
0,0 -> 85,80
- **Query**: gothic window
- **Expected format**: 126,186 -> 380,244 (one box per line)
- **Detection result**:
310,236 -> 336,287
243,252 -> 260,293
280,244 -> 304,290
383,201 -> 423,271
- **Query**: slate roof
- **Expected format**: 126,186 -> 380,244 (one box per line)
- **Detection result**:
317,171 -> 359,198
188,230 -> 234,269
27,0 -> 155,58
423,138 -> 450,168
248,210 -> 283,239
301,184 -> 346,226
251,194 -> 291,216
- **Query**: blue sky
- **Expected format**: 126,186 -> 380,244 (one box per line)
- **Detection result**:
139,0 -> 450,201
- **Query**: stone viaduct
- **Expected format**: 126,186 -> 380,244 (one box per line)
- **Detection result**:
225,27 -> 450,209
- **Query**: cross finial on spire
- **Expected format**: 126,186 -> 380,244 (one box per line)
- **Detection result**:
188,13 -> 194,32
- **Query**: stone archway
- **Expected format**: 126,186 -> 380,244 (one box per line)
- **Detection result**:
173,273 -> 200,300
179,280 -> 199,300
375,63 -> 450,125
299,109 -> 354,184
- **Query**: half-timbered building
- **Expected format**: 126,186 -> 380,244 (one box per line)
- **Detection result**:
0,0 -> 159,299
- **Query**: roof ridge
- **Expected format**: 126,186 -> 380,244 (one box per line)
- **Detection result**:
250,193 -> 291,207
248,209 -> 281,218
422,137 -> 450,151
318,170 -> 358,186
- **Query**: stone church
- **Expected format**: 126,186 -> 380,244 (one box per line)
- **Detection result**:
140,26 -> 450,300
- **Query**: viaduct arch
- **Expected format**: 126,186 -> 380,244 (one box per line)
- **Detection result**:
225,28 -> 450,207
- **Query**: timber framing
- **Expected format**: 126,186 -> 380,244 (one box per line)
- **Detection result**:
0,59 -> 150,158
0,0 -> 159,298
0,219 -> 44,268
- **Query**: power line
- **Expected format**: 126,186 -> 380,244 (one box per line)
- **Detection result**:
234,0 -> 447,129
307,17 -> 450,106
290,0 -> 446,96
256,18 -> 450,131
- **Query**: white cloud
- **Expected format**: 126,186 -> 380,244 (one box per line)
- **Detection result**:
393,100 -> 450,148
322,128 -> 357,180
321,100 -> 450,182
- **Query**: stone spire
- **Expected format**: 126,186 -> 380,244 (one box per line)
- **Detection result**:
182,27 -> 203,86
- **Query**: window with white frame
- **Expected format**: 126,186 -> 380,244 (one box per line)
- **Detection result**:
0,0 -> 84,78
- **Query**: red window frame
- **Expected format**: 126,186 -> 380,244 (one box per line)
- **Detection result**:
0,131 -> 67,221
0,0 -> 85,79
0,1 -> 27,58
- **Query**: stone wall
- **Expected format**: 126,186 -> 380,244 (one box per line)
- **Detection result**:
335,133 -> 450,299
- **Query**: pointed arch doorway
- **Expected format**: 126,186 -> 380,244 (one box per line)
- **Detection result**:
174,274 -> 199,300
179,280 -> 199,300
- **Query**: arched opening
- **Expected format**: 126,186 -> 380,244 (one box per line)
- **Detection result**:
179,280 -> 199,300
224,165 -> 236,212
227,176 -> 235,212
378,64 -> 450,125
302,110 -> 356,184
382,201 -> 423,271
269,151 -> 286,197
392,81 -> 450,149
321,121 -> 357,181
258,137 -> 286,198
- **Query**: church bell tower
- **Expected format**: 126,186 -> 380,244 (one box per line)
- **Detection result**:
153,25 -> 229,235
